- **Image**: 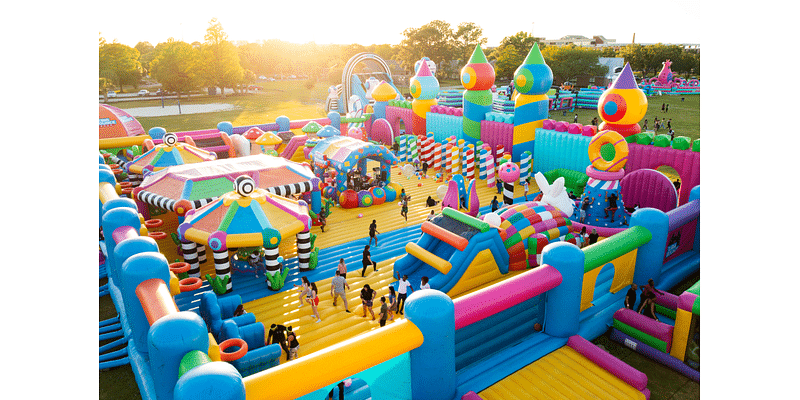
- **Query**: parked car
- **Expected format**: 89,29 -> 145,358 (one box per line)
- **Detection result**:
107,91 -> 117,98
248,85 -> 263,91
258,75 -> 267,80
138,89 -> 149,96
156,89 -> 164,96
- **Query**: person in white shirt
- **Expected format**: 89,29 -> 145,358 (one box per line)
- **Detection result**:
420,276 -> 430,290
396,275 -> 413,315
427,210 -> 435,221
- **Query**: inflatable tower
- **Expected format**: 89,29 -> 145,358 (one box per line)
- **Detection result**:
461,45 -> 495,145
410,60 -> 439,136
512,43 -> 553,162
597,63 -> 647,137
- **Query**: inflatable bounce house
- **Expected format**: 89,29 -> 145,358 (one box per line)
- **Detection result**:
100,39 -> 700,400
640,59 -> 700,95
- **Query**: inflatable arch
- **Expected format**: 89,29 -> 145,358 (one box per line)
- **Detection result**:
625,144 -> 700,206
340,53 -> 399,114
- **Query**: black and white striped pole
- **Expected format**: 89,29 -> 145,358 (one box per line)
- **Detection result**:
297,230 -> 312,271
263,246 -> 281,290
497,160 -> 521,206
180,239 -> 201,278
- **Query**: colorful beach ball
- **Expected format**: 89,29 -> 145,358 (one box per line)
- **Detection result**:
370,186 -> 386,205
384,185 -> 397,203
357,190 -> 374,207
338,189 -> 359,209
322,186 -> 336,199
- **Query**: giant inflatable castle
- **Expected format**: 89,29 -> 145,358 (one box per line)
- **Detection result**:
640,59 -> 700,95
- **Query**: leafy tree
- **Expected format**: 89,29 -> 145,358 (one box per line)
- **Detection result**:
197,18 -> 243,97
99,43 -> 141,92
150,39 -> 201,98
135,41 -> 156,77
488,32 -> 542,81
99,77 -> 115,101
453,22 -> 487,64
396,20 -> 456,77
541,45 -> 605,85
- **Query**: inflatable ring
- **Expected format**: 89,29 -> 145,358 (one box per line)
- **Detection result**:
179,277 -> 202,292
144,219 -> 163,228
588,130 -> 629,172
218,338 -> 248,361
169,262 -> 190,274
148,231 -> 167,240
585,165 -> 625,181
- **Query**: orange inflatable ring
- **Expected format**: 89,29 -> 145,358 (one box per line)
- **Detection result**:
169,262 -> 190,274
144,219 -> 163,228
179,277 -> 202,292
587,130 -> 629,172
219,338 -> 248,361
148,231 -> 167,240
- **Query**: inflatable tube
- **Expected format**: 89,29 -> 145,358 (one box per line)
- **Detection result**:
219,338 -> 248,362
587,130 -> 629,172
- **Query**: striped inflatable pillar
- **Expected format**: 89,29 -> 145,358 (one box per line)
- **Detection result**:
449,143 -> 460,175
264,246 -> 282,290
461,45 -> 495,145
181,240 -> 201,278
512,43 -> 553,162
457,139 -> 465,171
519,151 -> 532,183
445,143 -> 454,174
398,135 -> 407,163
212,248 -> 232,294
465,146 -> 475,181
408,135 -> 418,164
486,147 -> 496,188
478,145 -> 488,180
495,145 -> 504,165
502,180 -> 514,205
197,245 -> 207,264
128,173 -> 144,188
296,230 -> 312,271
424,135 -> 435,166
433,144 -> 443,174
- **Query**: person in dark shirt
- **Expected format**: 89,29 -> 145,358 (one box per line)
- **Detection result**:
625,284 -> 638,310
267,323 -> 290,359
426,196 -> 438,207
491,196 -> 499,212
286,327 -> 300,360
604,193 -> 619,222
368,220 -> 379,247
579,196 -> 594,223
361,245 -> 377,277
588,228 -> 599,245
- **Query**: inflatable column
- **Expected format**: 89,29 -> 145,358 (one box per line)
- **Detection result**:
398,135 -> 407,163
264,246 -> 282,290
498,162 -> 520,205
406,290 -> 456,400
297,230 -> 312,271
513,43 -> 552,162
461,45 -> 495,145
210,242 -> 233,294
597,63 -> 648,138
410,61 -> 439,136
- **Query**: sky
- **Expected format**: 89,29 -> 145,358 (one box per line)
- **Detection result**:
99,0 -> 701,49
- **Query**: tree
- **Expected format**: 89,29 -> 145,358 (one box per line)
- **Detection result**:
453,22 -> 487,64
541,45 -> 605,85
99,43 -> 141,92
197,18 -> 243,97
135,41 -> 156,77
150,39 -> 201,98
396,20 -> 456,77
488,32 -> 541,81
99,77 -> 114,102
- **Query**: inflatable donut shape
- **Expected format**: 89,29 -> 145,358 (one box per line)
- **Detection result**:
219,338 -> 248,361
588,130 -> 629,172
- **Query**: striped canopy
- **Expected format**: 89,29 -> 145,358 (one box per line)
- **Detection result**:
133,154 -> 315,215
178,188 -> 311,251
99,104 -> 146,139
126,142 -> 217,175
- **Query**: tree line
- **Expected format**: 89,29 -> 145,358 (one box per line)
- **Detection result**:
100,19 -> 700,98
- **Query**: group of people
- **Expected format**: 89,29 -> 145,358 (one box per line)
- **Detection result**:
624,279 -> 665,321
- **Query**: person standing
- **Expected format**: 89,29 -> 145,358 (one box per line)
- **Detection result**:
667,118 -> 672,131
396,275 -> 413,315
573,114 -> 578,123
318,208 -> 327,232
361,245 -> 377,277
293,276 -> 310,308
330,271 -> 351,313
665,104 -> 669,113
491,196 -> 499,212
579,196 -> 594,224
249,249 -> 266,278
625,283 -> 638,310
368,220 -> 380,247
378,296 -> 389,327
360,284 -> 376,320
387,286 -> 397,321
642,119 -> 648,130
588,228 -> 600,245
575,226 -> 586,248
427,210 -> 435,221
286,327 -> 299,360
420,276 -> 430,290
306,282 -> 322,323
400,196 -> 409,222
337,258 -> 348,279
267,324 -> 290,360
661,103 -> 665,112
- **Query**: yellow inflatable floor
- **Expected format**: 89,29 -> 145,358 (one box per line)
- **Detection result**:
479,346 -> 646,400
241,163 -> 537,363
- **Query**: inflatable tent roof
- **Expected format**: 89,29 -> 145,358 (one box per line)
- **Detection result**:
309,135 -> 398,171
99,104 -> 146,139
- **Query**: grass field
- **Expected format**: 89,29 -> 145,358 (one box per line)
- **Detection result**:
100,84 -> 700,399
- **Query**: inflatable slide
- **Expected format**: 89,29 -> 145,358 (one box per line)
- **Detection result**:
393,208 -> 509,297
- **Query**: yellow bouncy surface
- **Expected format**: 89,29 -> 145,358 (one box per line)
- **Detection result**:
479,346 -> 646,400
242,163 -> 538,362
